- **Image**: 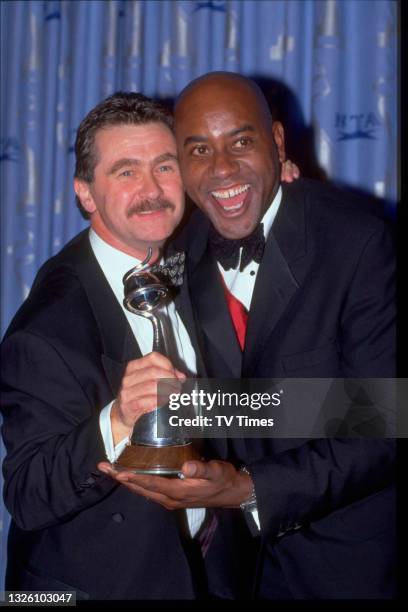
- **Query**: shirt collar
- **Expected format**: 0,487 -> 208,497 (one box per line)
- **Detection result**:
88,229 -> 142,300
261,185 -> 282,240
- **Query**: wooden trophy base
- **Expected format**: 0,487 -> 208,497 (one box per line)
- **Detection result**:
114,442 -> 201,476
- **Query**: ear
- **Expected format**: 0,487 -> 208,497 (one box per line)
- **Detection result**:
74,178 -> 96,215
272,121 -> 286,163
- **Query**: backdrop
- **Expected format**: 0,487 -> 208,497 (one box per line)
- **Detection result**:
0,0 -> 398,589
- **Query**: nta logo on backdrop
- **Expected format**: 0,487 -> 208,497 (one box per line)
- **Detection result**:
335,112 -> 382,141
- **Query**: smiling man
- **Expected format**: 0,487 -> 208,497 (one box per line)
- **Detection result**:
175,74 -> 285,241
0,92 -> 205,600
74,122 -> 184,259
105,73 -> 396,600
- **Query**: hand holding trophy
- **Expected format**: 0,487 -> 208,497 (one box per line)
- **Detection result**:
114,248 -> 199,475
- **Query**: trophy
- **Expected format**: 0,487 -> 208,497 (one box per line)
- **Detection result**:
115,248 -> 199,475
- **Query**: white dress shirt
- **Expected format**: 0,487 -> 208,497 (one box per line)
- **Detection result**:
89,229 -> 204,537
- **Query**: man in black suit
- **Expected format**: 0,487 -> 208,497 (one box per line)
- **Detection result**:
103,73 -> 396,599
0,92 -> 212,600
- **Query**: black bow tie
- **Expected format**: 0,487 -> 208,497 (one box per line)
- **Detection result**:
150,251 -> 185,287
209,224 -> 265,272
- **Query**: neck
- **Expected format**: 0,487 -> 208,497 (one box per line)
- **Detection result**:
90,227 -> 162,263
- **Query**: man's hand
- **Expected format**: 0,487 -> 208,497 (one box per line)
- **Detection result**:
111,352 -> 186,445
97,459 -> 253,510
281,159 -> 300,183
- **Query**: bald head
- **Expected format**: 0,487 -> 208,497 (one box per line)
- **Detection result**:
174,71 -> 285,239
175,72 -> 273,129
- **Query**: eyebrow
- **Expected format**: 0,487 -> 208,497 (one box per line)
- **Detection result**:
183,124 -> 256,147
108,158 -> 139,175
108,153 -> 178,175
228,124 -> 256,138
154,152 -> 178,165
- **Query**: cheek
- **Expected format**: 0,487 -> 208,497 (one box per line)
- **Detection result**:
105,184 -> 134,205
184,169 -> 205,199
248,159 -> 275,188
163,177 -> 184,199
179,158 -> 200,184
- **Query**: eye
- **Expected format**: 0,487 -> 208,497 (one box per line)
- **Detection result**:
157,165 -> 173,173
191,144 -> 209,156
119,169 -> 133,177
233,136 -> 253,148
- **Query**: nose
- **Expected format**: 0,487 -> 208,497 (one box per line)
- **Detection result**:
210,150 -> 238,180
139,171 -> 163,200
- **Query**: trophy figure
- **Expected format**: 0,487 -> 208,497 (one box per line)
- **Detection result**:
115,248 -> 199,475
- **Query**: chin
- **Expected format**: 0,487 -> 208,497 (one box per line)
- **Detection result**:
141,235 -> 168,248
141,224 -> 176,244
217,227 -> 249,240
217,220 -> 258,240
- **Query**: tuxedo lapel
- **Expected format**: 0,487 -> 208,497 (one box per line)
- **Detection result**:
243,185 -> 307,375
173,282 -> 207,378
189,246 -> 242,378
69,232 -> 142,395
174,217 -> 238,459
166,240 -> 208,378
243,235 -> 299,373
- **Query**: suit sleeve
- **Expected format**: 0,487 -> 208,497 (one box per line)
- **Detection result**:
249,438 -> 395,536
339,221 -> 395,378
249,220 -> 396,536
1,330 -> 118,531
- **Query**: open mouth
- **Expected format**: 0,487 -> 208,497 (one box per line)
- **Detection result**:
211,184 -> 250,212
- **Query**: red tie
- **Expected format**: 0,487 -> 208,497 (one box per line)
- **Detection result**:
220,276 -> 248,351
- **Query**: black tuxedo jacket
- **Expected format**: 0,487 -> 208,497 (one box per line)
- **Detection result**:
0,230 -> 207,600
177,179 -> 396,599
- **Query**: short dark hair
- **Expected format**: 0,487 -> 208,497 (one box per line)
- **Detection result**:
74,91 -> 173,218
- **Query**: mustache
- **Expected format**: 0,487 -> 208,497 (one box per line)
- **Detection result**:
127,199 -> 175,217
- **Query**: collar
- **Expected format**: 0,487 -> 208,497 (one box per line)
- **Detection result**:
260,185 -> 282,240
88,229 -> 143,301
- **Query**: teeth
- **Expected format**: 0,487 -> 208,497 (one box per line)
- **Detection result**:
223,202 -> 244,211
211,184 -> 250,199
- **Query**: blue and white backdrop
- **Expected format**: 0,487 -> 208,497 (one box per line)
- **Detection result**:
0,0 -> 398,587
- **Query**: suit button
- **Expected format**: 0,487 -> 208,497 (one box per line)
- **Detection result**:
112,513 -> 124,523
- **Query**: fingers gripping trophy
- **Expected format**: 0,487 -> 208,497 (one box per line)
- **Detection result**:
115,248 -> 199,475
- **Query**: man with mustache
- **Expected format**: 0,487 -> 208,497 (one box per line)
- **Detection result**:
0,92 -> 198,600
0,90 -> 298,599
101,73 -> 396,600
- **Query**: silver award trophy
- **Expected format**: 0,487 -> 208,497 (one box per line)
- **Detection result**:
115,248 -> 199,475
